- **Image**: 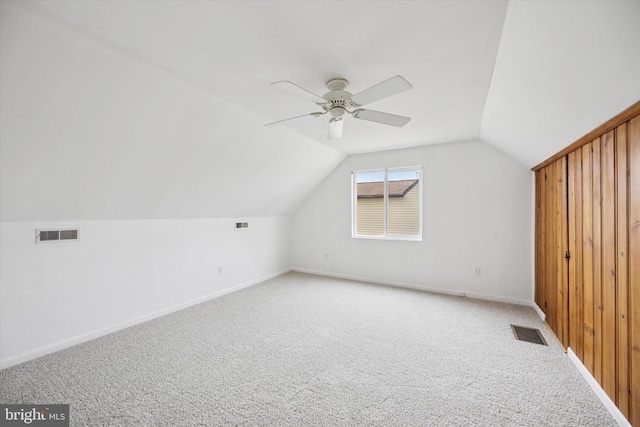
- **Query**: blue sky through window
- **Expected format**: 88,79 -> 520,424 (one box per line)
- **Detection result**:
355,169 -> 419,183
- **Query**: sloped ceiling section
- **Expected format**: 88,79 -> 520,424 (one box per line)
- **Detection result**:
25,0 -> 508,155
482,0 -> 640,167
0,1 -> 344,221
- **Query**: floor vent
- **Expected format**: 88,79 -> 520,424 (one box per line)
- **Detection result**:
511,324 -> 547,346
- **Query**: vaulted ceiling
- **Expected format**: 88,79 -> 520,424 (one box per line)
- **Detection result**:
1,1 -> 638,221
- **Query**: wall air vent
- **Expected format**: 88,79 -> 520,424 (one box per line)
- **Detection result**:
35,228 -> 79,244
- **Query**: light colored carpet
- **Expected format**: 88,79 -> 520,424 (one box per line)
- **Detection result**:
1,272 -> 616,426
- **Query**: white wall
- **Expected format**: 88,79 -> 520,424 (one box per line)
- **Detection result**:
291,140 -> 533,303
0,1 -> 331,369
0,217 -> 290,368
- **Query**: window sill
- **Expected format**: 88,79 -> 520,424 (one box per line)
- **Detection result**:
352,234 -> 422,242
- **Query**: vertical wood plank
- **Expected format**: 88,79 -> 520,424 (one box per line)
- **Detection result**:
551,160 -> 561,334
547,164 -> 558,330
582,142 -> 595,374
574,150 -> 584,362
593,137 -> 603,383
543,167 -> 550,319
616,122 -> 630,418
568,151 -> 578,352
536,170 -> 545,311
560,156 -> 570,347
542,168 -> 549,315
628,115 -> 640,426
601,130 -> 617,400
535,172 -> 539,307
553,160 -> 561,336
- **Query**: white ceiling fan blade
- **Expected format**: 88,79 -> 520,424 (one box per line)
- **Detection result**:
328,118 -> 344,140
271,81 -> 327,104
265,111 -> 325,127
350,75 -> 412,106
352,109 -> 411,127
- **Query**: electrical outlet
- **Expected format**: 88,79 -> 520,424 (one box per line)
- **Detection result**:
218,266 -> 224,275
474,266 -> 481,276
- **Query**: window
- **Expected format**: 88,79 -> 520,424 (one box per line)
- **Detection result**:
352,166 -> 422,240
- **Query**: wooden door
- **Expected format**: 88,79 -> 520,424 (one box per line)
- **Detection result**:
535,105 -> 640,426
535,157 -> 569,348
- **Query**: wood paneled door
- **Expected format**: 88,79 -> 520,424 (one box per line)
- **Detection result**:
535,156 -> 569,347
533,103 -> 640,426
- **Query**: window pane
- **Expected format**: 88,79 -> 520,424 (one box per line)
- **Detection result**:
355,171 -> 385,236
387,169 -> 420,236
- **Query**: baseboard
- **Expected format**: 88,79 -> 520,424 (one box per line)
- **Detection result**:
0,268 -> 290,370
291,267 -> 534,306
529,302 -> 546,321
462,290 -> 534,307
291,267 -> 466,297
567,347 -> 631,427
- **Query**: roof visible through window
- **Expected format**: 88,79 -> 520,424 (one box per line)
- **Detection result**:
356,180 -> 419,198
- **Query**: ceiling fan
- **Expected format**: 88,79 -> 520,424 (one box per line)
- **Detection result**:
265,75 -> 413,140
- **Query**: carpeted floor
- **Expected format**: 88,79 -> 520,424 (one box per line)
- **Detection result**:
0,272 -> 616,426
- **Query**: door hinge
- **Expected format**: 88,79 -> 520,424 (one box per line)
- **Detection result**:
564,251 -> 571,261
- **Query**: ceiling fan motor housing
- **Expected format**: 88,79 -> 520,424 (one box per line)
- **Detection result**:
324,78 -> 354,118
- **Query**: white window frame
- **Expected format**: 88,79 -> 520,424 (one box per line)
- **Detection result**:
351,166 -> 422,241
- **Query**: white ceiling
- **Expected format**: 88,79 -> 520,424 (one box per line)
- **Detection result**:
20,0 -> 640,163
1,0 -> 639,221
28,0 -> 508,155
29,0 -> 640,166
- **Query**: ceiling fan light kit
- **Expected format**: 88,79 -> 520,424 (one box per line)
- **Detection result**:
266,75 -> 413,140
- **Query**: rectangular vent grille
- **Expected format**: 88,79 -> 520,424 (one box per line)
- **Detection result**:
36,228 -> 79,243
235,222 -> 248,229
39,230 -> 60,241
511,324 -> 547,346
60,229 -> 78,240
